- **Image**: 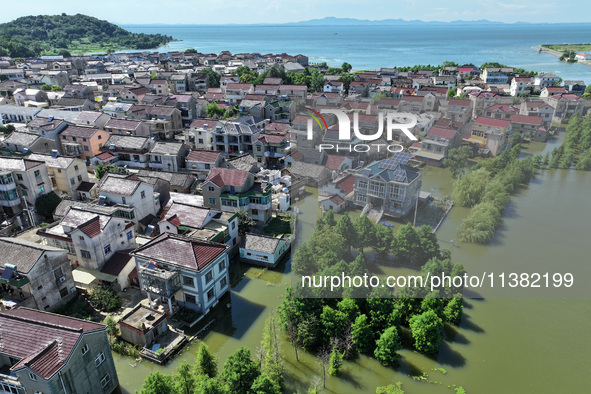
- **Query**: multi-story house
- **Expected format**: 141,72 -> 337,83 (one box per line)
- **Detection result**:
28,153 -> 89,197
2,131 -> 57,155
253,132 -> 291,167
0,157 -> 51,216
563,80 -> 587,96
445,98 -> 472,123
147,79 -> 170,95
480,68 -> 513,84
26,116 -> 69,153
470,116 -> 513,156
0,238 -> 76,310
104,119 -> 151,137
533,73 -> 561,92
510,77 -> 533,96
59,125 -> 110,164
415,126 -> 462,166
202,167 -> 272,222
128,104 -> 182,139
102,102 -> 134,119
519,100 -> 554,125
94,135 -> 154,170
509,114 -> 548,142
352,153 -> 422,218
0,105 -> 40,124
98,174 -> 161,227
211,116 -> 269,155
225,83 -> 254,104
131,232 -> 230,316
0,308 -> 119,394
186,118 -> 216,150
546,94 -> 585,120
37,206 -> 135,271
483,104 -> 519,120
148,142 -> 189,173
185,150 -> 224,179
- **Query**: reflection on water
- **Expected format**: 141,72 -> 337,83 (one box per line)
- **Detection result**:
115,133 -> 591,392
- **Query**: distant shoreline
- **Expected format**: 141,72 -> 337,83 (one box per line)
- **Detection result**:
533,45 -> 591,67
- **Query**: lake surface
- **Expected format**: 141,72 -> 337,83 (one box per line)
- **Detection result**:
123,23 -> 591,83
114,131 -> 591,393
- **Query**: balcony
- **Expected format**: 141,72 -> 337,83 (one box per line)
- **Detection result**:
250,202 -> 271,210
139,262 -> 182,298
0,182 -> 16,192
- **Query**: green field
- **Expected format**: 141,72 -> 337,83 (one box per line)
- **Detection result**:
542,44 -> 591,53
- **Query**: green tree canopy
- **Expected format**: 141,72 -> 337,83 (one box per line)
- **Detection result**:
138,371 -> 175,394
195,342 -> 218,378
34,192 -> 62,221
221,347 -> 260,394
374,326 -> 402,366
409,310 -> 443,354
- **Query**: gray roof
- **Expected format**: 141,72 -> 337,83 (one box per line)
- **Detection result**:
27,117 -> 66,131
4,131 -> 41,146
104,135 -> 150,150
0,105 -> 41,117
225,154 -> 257,171
0,238 -> 65,273
0,157 -> 44,171
104,118 -> 142,130
99,174 -> 142,196
27,153 -> 77,169
149,142 -> 185,156
36,109 -> 80,122
76,111 -> 106,122
137,169 -> 195,188
240,233 -> 283,254
289,161 -> 331,181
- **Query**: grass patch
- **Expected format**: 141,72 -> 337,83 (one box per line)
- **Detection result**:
263,215 -> 292,236
542,44 -> 591,52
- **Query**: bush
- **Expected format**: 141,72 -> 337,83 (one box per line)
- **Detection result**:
88,287 -> 122,312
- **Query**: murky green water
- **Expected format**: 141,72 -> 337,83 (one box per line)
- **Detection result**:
114,132 -> 591,393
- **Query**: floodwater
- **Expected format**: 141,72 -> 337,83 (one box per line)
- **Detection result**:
114,131 -> 591,393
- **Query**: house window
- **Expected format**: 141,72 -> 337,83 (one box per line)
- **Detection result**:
17,173 -> 23,181
218,261 -> 226,271
29,373 -> 37,381
122,197 -> 126,204
183,275 -> 195,287
77,175 -> 82,182
104,244 -> 111,255
82,344 -> 89,355
208,186 -> 215,192
79,235 -> 85,241
57,169 -> 62,173
205,271 -> 213,283
207,288 -> 214,301
209,197 -> 216,205
60,287 -> 68,298
141,191 -> 146,199
126,231 -> 132,240
251,209 -> 259,215
231,221 -> 236,230
74,165 -> 79,171
53,267 -> 64,280
84,146 -> 89,152
95,352 -> 105,367
71,178 -> 76,185
100,374 -> 111,388
34,170 -> 40,177
220,277 -> 227,288
81,250 -> 91,258
39,184 -> 45,193
185,294 -> 197,304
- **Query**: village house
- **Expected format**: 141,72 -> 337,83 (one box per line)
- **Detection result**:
562,80 -> 587,96
239,233 -> 290,267
510,77 -> 533,96
352,152 -> 422,218
202,167 -> 273,222
74,111 -> 111,129
288,161 -> 332,188
519,100 -> 554,125
0,157 -> 51,216
185,149 -> 224,179
211,116 -> 269,155
94,135 -> 154,169
104,118 -> 151,137
2,131 -> 57,154
27,153 -> 89,197
509,114 -> 548,142
137,170 -> 196,194
148,142 -> 189,172
13,88 -> 49,107
484,104 -> 520,120
533,73 -> 561,92
59,125 -> 110,164
546,93 -> 586,120
0,308 -> 119,393
414,126 -> 462,166
131,232 -> 230,317
253,132 -> 291,168
445,98 -> 472,123
0,238 -> 76,311
470,116 -> 513,156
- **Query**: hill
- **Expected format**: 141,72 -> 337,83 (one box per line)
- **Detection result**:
0,13 -> 174,57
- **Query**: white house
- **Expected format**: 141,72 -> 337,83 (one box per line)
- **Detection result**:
239,233 -> 290,267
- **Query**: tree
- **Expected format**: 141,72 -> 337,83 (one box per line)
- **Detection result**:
374,224 -> 394,258
103,316 -> 118,337
174,361 -> 196,394
443,145 -> 473,178
259,313 -> 284,389
250,373 -> 281,394
409,310 -> 443,354
95,164 -> 128,179
34,192 -> 62,221
202,67 -> 221,88
354,215 -> 376,253
317,347 -> 331,388
185,48 -> 198,53
392,223 -> 421,263
323,209 -> 336,227
451,168 -> 491,207
335,214 -> 358,255
447,87 -> 458,98
341,62 -> 352,73
376,382 -> 405,394
416,225 -> 440,264
194,375 -> 226,394
195,342 -> 218,378
236,209 -> 255,236
0,74 -> 8,82
328,345 -> 343,376
351,314 -> 374,354
206,102 -> 226,118
58,49 -> 71,57
221,347 -> 260,394
41,83 -> 53,91
138,372 -> 175,394
374,326 -> 402,366
88,287 -> 122,312
443,296 -> 463,325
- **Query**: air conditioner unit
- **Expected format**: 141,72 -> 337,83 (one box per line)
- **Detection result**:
59,276 -> 66,282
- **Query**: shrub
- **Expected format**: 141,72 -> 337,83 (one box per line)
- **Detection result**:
88,287 -> 122,312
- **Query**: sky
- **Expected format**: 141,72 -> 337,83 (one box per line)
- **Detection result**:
0,0 -> 590,25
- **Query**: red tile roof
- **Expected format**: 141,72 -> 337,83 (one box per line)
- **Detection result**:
258,134 -> 287,144
509,114 -> 543,126
324,155 -> 347,170
427,127 -> 458,139
474,116 -> 511,128
205,167 -> 249,187
133,233 -> 227,271
448,98 -> 471,106
329,194 -> 344,205
186,150 -> 221,163
78,216 -> 102,238
0,308 -> 105,379
336,174 -> 355,195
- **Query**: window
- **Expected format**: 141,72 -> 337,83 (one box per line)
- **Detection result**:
84,146 -> 89,152
209,197 -> 216,205
74,165 -> 79,171
126,231 -> 132,240
231,221 -> 236,230
218,261 -> 226,271
53,267 -> 63,280
220,277 -> 227,288
95,352 -> 105,367
57,169 -> 62,173
60,287 -> 68,298
77,175 -> 82,182
208,186 -> 215,192
183,275 -> 195,287
122,197 -> 126,204
104,244 -> 111,255
39,184 -> 45,193
34,170 -> 40,177
251,209 -> 259,215
16,173 -> 23,181
29,373 -> 37,381
71,178 -> 76,185
79,235 -> 85,241
185,294 -> 197,304
205,271 -> 213,283
81,344 -> 89,355
207,288 -> 214,301
81,250 -> 91,258
100,374 -> 111,388
141,190 -> 146,199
